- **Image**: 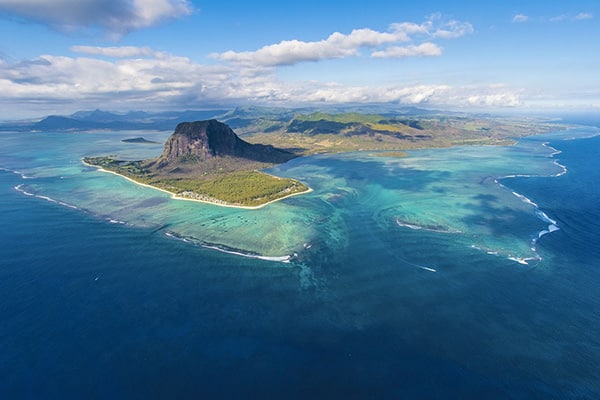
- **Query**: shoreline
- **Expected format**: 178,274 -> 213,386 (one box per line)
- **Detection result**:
82,159 -> 313,210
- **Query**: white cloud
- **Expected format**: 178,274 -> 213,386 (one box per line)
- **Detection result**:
0,46 -> 527,116
0,9 -> 531,118
291,83 -> 522,108
70,46 -> 163,58
575,12 -> 593,20
536,12 -> 592,23
214,37 -> 356,67
0,0 -> 192,35
550,14 -> 568,22
295,83 -> 447,104
213,28 -> 405,67
371,42 -> 442,58
212,15 -> 473,67
424,14 -> 474,38
512,14 -> 529,23
389,14 -> 473,40
0,51 -> 206,103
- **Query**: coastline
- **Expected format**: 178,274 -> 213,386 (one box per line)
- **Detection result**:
82,159 -> 313,210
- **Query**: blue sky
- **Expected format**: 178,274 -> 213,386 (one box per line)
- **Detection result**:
0,0 -> 598,118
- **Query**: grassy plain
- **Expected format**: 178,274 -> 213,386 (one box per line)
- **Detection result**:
243,112 -> 564,155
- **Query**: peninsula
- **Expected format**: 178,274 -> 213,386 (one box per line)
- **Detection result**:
83,120 -> 310,208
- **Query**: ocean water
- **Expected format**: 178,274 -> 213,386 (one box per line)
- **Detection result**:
1,125 -> 599,398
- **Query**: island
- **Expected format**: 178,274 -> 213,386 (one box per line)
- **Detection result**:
121,137 -> 159,144
83,119 -> 311,208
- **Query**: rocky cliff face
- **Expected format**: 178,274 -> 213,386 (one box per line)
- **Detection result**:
158,119 -> 295,166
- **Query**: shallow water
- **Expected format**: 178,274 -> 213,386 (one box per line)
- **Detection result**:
1,126 -> 599,398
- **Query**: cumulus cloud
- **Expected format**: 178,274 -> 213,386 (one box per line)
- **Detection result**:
0,51 -> 205,103
0,0 -> 192,35
0,13 -> 531,117
512,14 -> 529,23
213,28 -> 407,66
423,14 -> 474,38
0,45 -> 526,116
371,42 -> 442,58
212,15 -> 473,66
289,83 -> 522,108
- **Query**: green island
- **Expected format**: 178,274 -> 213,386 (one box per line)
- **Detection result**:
83,111 -> 567,208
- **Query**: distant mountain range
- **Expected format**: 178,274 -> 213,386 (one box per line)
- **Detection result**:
0,106 -> 443,132
0,109 -> 235,131
2,106 -> 597,133
31,109 -> 229,131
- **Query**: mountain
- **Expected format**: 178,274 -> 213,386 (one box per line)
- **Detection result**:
0,105 -> 444,133
156,119 -> 296,167
33,115 -> 101,130
28,109 -> 229,131
70,109 -> 132,122
82,119 -> 306,207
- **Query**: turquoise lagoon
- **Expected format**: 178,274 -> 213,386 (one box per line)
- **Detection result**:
0,128 -> 572,264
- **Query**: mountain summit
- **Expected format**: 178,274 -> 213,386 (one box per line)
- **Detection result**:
158,119 -> 295,166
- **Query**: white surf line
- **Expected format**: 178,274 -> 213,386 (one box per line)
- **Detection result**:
542,142 -> 562,157
164,231 -> 292,263
14,184 -> 80,210
14,184 -> 33,196
511,191 -> 539,207
543,142 -> 569,177
495,142 -> 568,185
396,255 -> 437,272
1,167 -> 32,179
201,244 -> 292,263
493,152 -> 563,264
507,255 -> 541,266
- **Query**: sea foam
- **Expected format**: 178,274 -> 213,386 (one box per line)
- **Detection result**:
14,184 -> 80,210
395,218 -> 461,234
164,231 -> 292,263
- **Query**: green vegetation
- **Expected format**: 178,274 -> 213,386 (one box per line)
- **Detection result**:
242,112 -> 566,155
155,171 -> 308,206
83,156 -> 148,176
83,156 -> 309,208
295,112 -> 383,124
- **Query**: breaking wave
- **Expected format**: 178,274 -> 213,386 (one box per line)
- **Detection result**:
164,231 -> 292,263
14,184 -> 79,210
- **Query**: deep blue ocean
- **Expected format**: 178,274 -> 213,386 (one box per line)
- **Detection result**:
1,124 -> 599,398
